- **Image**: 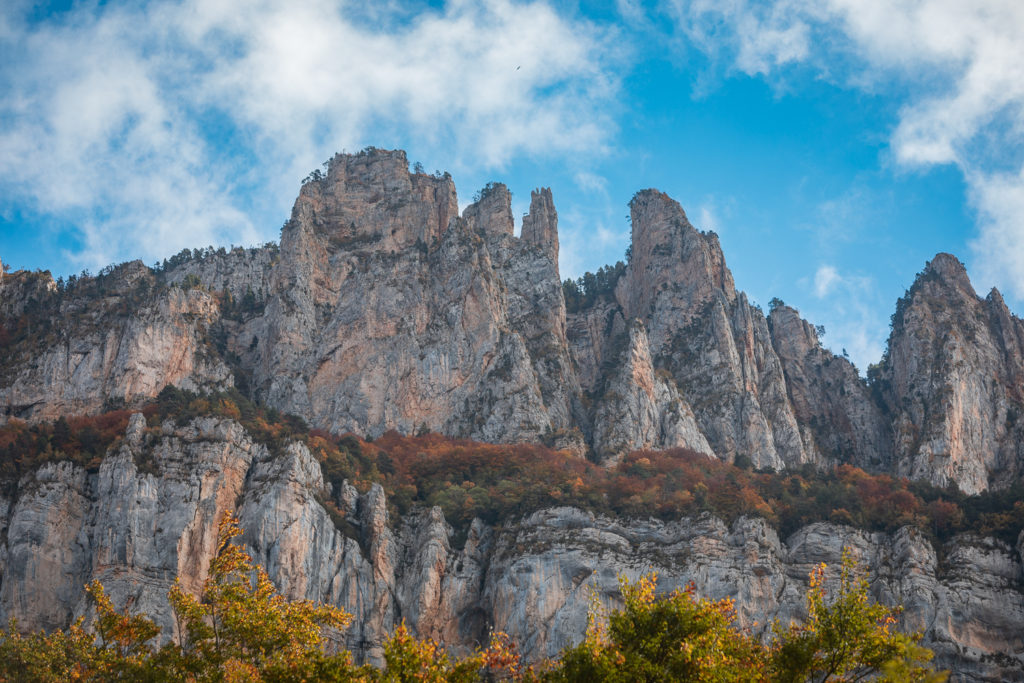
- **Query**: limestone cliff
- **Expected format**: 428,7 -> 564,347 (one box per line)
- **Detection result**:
0,416 -> 1019,680
768,304 -> 892,470
0,262 -> 232,423
873,254 -> 1024,494
3,147 -> 1024,491
575,192 -> 825,470
248,149 -> 577,446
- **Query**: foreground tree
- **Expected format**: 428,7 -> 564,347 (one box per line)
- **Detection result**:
165,512 -> 361,681
545,574 -> 763,682
0,513 -> 364,682
0,517 -> 945,682
543,552 -> 946,682
768,552 -> 946,683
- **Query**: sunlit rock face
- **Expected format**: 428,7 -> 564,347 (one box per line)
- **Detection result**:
870,254 -> 1024,494
0,264 -> 233,425
4,148 -> 1024,485
249,149 -> 578,447
0,416 -> 1020,679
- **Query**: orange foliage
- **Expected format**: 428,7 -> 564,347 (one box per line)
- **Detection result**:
2,390 -> 1022,547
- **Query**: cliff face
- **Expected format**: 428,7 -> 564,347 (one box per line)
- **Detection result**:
5,147 -> 1024,679
0,263 -> 232,424
768,304 -> 893,470
248,150 -> 578,447
574,192 -> 866,471
875,254 -> 1024,494
3,146 -> 1024,491
0,417 -> 1020,680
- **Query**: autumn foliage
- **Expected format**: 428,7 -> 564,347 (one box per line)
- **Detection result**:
0,521 -> 945,682
0,408 -> 147,482
309,430 -> 1024,547
548,553 -> 945,682
2,388 -> 1023,547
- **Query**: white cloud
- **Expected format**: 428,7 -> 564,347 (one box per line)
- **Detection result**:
813,264 -> 840,298
574,171 -> 609,195
666,0 -> 813,76
696,203 -> 720,235
802,269 -> 886,373
969,166 -> 1024,297
665,0 -> 1024,301
0,0 -> 620,270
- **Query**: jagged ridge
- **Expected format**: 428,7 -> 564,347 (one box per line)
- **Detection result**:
3,148 -> 1024,495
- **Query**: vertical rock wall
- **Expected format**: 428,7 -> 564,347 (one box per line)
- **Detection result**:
0,417 -> 1020,680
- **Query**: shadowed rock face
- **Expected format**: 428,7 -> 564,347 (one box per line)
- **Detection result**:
768,304 -> 892,470
0,416 -> 1020,680
4,148 -> 1024,491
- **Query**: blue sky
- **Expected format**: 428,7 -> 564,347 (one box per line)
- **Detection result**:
2,0 -> 1023,373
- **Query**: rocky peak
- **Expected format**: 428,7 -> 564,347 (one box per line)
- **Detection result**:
890,252 -> 984,345
767,304 -> 820,358
619,189 -> 736,329
0,268 -> 57,319
880,252 -> 1024,493
462,183 -> 514,239
925,253 -> 974,293
520,188 -> 559,269
890,254 -> 978,334
285,147 -> 458,254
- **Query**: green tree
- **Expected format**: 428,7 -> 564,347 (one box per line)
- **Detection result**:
546,574 -> 764,682
370,622 -> 491,683
769,551 -> 945,683
166,511 -> 360,681
543,554 -> 947,683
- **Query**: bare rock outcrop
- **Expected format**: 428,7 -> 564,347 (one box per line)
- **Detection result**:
0,461 -> 91,631
574,194 -> 811,469
249,149 -> 577,446
876,254 -> 1024,493
0,415 -> 259,636
520,188 -> 559,268
618,190 -> 735,350
165,245 -> 278,302
768,304 -> 892,469
0,266 -> 233,424
463,183 -> 514,239
592,320 -> 711,463
0,267 -> 57,320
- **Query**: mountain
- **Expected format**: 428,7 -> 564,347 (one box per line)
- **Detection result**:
6,147 -> 1024,492
1,147 -> 1023,678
